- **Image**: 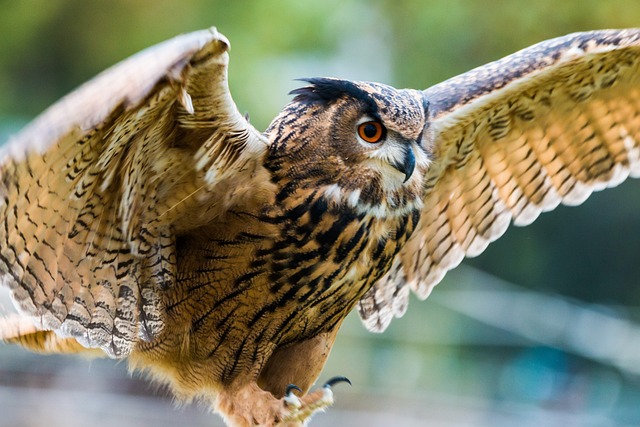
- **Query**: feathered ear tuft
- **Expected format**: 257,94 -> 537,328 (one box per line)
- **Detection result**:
289,78 -> 378,112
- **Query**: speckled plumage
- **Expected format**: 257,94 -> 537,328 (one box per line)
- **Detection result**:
1,27 -> 640,426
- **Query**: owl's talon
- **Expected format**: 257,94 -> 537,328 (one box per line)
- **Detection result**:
285,383 -> 303,395
323,376 -> 352,388
281,377 -> 351,423
319,376 -> 351,405
283,384 -> 302,408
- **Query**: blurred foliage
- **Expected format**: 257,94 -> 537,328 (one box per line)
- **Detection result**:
3,0 -> 640,126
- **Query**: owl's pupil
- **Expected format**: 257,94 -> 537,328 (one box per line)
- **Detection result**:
363,124 -> 378,138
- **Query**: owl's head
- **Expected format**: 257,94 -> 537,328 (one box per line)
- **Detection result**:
266,78 -> 431,217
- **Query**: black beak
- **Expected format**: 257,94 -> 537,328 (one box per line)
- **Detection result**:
392,145 -> 416,183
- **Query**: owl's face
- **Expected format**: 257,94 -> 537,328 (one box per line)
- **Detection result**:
266,78 -> 430,217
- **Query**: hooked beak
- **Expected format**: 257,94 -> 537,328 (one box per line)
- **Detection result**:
391,145 -> 416,183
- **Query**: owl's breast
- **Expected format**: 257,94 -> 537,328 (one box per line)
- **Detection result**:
234,192 -> 421,346
145,188 -> 419,388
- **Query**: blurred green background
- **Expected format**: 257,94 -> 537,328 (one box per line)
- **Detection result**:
1,1 -> 640,426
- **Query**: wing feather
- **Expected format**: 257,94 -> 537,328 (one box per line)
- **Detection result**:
359,29 -> 640,331
0,28 -> 268,356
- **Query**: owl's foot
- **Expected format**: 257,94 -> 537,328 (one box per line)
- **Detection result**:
215,377 -> 350,426
281,376 -> 352,424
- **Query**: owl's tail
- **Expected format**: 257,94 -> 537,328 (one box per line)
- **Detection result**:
0,314 -> 104,356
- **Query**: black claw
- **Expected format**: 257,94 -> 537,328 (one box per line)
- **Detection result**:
323,376 -> 352,388
285,384 -> 303,396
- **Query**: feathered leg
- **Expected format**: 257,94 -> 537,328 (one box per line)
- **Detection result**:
215,327 -> 347,426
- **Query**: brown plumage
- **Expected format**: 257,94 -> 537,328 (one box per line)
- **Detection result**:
1,27 -> 640,426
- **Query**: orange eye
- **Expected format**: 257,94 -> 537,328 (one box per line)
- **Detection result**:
357,121 -> 385,143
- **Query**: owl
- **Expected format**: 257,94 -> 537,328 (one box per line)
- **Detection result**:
1,26 -> 639,426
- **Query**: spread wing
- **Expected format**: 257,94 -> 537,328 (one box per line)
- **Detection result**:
359,29 -> 640,331
0,28 -> 268,356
